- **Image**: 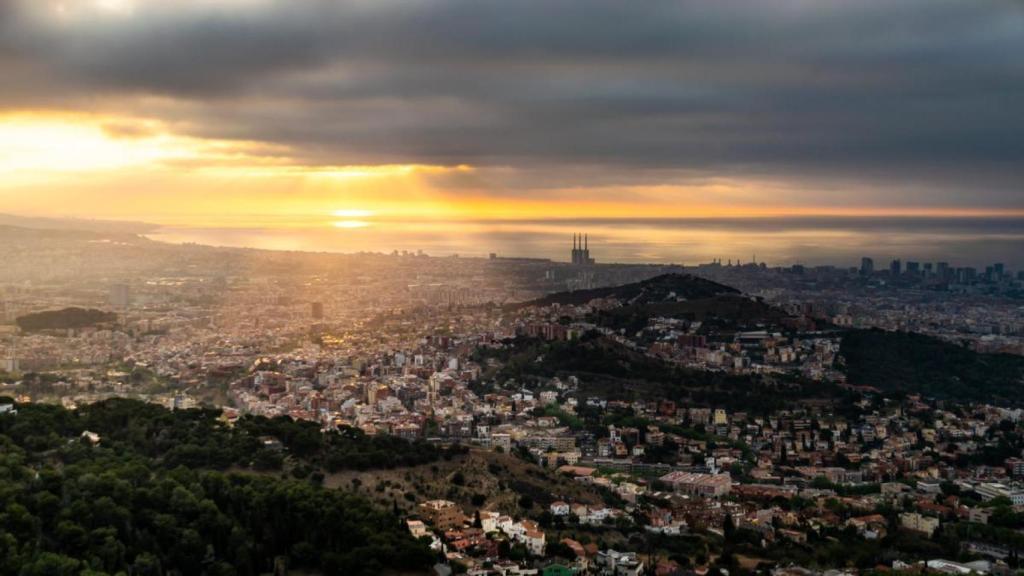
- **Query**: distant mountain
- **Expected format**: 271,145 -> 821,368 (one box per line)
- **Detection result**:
0,213 -> 158,234
523,273 -> 739,308
840,328 -> 1024,404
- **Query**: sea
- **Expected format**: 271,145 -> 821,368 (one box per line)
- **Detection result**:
147,216 -> 1024,270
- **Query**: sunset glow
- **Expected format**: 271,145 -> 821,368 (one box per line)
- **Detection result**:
0,114 -> 193,174
0,0 -> 1020,265
1,107 -> 1021,231
0,103 -> 1020,233
332,209 -> 375,219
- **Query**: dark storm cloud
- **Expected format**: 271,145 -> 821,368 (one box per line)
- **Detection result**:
1,0 -> 1022,205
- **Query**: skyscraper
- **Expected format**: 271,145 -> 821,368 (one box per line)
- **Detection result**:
889,259 -> 901,276
109,284 -> 131,309
860,257 -> 874,276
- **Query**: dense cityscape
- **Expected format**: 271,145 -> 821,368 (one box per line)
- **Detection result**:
2,221 -> 1024,576
3,0 -> 1023,574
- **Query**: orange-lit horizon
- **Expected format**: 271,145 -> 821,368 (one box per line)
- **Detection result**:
2,111 -> 1020,230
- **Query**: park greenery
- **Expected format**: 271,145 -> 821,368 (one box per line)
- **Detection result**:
15,308 -> 118,333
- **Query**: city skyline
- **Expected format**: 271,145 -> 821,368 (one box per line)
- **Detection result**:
6,210 -> 1024,269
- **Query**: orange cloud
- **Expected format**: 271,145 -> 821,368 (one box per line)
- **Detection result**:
2,111 -> 1021,227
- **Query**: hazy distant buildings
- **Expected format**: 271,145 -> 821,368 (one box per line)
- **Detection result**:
109,283 -> 131,309
857,254 -> 1021,288
311,302 -> 324,320
2,329 -> 17,373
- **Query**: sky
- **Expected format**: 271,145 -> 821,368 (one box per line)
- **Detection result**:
0,0 -> 1022,250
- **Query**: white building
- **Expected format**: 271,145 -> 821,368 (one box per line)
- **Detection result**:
594,549 -> 644,576
550,501 -> 570,516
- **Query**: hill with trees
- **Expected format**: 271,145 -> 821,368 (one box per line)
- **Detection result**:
15,308 -> 118,332
590,293 -> 791,335
0,399 -> 443,575
476,333 -> 843,414
522,273 -> 797,337
521,273 -> 739,308
840,328 -> 1024,404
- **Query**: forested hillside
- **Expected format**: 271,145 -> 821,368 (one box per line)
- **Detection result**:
840,329 -> 1024,404
0,399 -> 440,575
475,334 -> 843,413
